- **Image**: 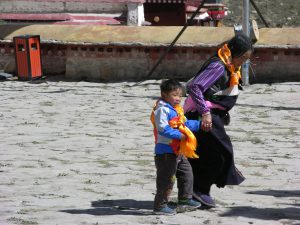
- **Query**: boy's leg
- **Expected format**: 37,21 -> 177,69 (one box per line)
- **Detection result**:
176,155 -> 201,211
154,154 -> 177,210
176,155 -> 193,200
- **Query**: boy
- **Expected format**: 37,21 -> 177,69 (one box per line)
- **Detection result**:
151,79 -> 201,215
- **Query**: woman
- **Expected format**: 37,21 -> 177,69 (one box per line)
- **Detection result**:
184,34 -> 253,208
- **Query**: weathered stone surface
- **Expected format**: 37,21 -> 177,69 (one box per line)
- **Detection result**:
1,24 -> 299,47
0,80 -> 299,224
0,25 -> 299,82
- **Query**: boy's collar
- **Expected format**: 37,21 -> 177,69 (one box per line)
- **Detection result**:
159,99 -> 176,109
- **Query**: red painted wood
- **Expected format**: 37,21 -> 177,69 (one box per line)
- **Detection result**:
0,13 -> 122,25
1,0 -> 145,3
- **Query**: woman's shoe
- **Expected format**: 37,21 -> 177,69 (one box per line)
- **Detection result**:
192,192 -> 216,208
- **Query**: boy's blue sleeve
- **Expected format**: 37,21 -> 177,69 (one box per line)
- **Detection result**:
154,107 -> 182,140
184,119 -> 201,132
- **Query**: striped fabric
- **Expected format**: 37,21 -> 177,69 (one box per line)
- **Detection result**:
146,0 -> 185,3
186,61 -> 225,114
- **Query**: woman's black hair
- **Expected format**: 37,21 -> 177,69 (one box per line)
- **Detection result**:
227,34 -> 253,58
160,79 -> 182,93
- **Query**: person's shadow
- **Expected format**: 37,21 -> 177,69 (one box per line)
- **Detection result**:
220,190 -> 300,221
60,199 -> 154,216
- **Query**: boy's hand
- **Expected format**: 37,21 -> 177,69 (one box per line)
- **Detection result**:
180,134 -> 187,140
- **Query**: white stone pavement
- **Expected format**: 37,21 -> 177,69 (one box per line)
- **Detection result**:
0,80 -> 299,225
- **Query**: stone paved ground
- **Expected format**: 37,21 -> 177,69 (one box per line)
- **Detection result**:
0,80 -> 299,225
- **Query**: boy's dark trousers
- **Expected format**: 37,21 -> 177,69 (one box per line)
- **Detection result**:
153,153 -> 193,210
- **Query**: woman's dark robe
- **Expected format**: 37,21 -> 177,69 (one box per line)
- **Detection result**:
185,56 -> 245,194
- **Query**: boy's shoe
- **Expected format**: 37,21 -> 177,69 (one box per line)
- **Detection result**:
177,198 -> 202,212
192,192 -> 216,208
153,206 -> 176,215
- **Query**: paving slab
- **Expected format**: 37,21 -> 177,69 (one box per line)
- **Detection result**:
0,80 -> 299,225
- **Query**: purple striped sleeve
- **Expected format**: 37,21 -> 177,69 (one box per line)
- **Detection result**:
188,61 -> 225,114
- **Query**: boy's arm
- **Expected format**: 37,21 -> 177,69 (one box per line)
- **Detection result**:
184,119 -> 201,132
154,107 -> 182,140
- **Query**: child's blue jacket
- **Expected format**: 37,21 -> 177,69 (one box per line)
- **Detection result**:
153,100 -> 200,155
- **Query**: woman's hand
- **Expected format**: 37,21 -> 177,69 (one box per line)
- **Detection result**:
201,112 -> 213,132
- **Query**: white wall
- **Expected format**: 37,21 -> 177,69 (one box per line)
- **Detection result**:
127,3 -> 145,26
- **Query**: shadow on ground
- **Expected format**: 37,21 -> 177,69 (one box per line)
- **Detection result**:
220,189 -> 300,220
246,189 -> 300,198
220,206 -> 300,221
60,199 -> 153,216
236,103 -> 300,111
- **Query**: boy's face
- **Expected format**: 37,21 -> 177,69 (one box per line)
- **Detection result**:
162,88 -> 183,107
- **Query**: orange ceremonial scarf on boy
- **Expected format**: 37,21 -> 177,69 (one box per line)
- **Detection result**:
150,101 -> 198,159
218,43 -> 242,87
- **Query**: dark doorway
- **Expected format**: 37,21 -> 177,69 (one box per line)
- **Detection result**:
144,3 -> 186,26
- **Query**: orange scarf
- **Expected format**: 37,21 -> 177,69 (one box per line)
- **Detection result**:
218,44 -> 241,87
150,101 -> 198,159
169,105 -> 198,159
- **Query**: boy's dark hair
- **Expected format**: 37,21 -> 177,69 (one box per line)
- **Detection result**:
227,34 -> 253,58
160,79 -> 182,93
